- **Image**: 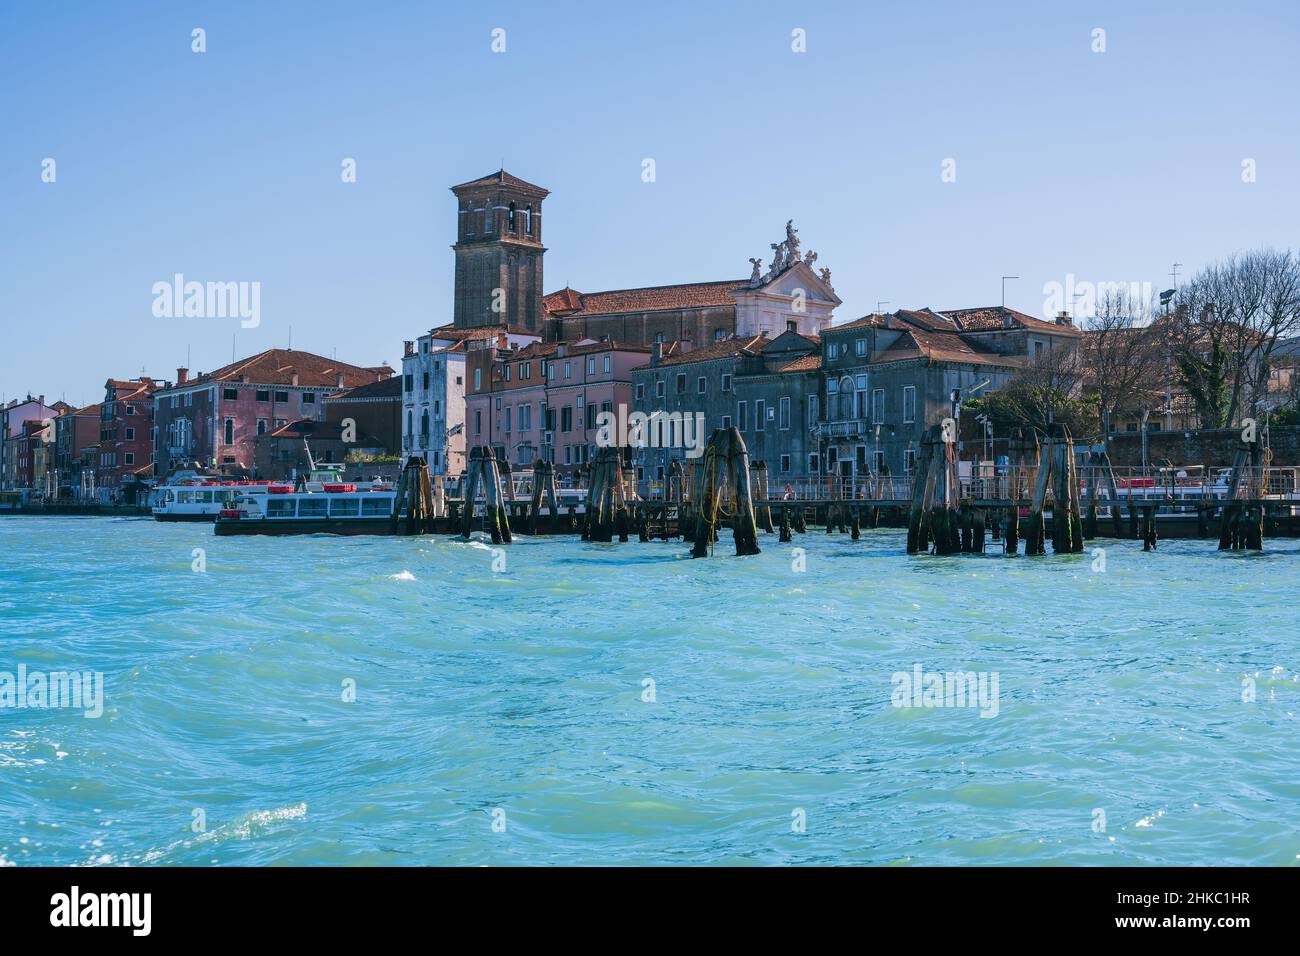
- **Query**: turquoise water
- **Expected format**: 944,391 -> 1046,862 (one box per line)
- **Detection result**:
1,515 -> 1298,866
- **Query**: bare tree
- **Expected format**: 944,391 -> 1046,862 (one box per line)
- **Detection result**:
1171,249 -> 1300,427
1080,288 -> 1161,449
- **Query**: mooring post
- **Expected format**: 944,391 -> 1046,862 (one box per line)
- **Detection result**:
461,449 -> 482,539
779,506 -> 792,542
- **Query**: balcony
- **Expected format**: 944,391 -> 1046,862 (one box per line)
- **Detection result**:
813,419 -> 871,439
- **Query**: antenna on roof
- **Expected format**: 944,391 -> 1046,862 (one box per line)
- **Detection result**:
289,325 -> 292,350
1001,276 -> 1019,308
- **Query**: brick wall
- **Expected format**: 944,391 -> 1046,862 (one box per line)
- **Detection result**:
1107,426 -> 1300,467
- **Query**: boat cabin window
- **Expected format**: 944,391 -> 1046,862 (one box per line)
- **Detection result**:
297,498 -> 328,517
266,499 -> 296,518
329,498 -> 360,517
361,497 -> 392,517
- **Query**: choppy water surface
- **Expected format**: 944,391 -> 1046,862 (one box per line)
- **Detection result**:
1,516 -> 1298,866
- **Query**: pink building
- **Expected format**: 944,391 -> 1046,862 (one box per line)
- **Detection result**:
465,339 -> 651,484
546,341 -> 649,483
152,349 -> 394,476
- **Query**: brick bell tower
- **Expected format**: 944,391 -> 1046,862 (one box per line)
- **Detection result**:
450,170 -> 549,332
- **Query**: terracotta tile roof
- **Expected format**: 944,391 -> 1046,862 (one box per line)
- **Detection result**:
175,349 -> 394,390
761,332 -> 821,350
70,403 -> 101,417
450,169 -> 549,197
869,329 -> 1019,367
639,334 -> 767,369
776,354 -> 823,373
324,377 -> 403,401
561,340 -> 652,357
543,280 -> 748,318
106,378 -> 162,403
426,322 -> 537,341
831,313 -> 889,332
942,306 -> 1082,335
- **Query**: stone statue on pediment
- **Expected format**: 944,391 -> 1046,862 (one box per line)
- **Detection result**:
785,220 -> 801,262
769,241 -> 787,275
805,250 -> 818,269
748,258 -> 764,285
819,266 -> 834,291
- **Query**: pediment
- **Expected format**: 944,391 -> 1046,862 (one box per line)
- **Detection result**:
743,260 -> 842,306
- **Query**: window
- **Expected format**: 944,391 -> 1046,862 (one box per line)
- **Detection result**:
655,332 -> 666,344
257,419 -> 268,436
756,399 -> 766,431
330,497 -> 360,517
302,393 -> 315,405
474,410 -> 482,435
715,329 -> 727,342
656,380 -> 665,398
780,454 -> 791,473
902,386 -> 916,424
504,406 -> 512,433
274,391 -> 289,403
564,362 -> 572,379
874,450 -> 885,474
603,355 -> 611,374
872,388 -> 885,424
786,320 -> 797,333
809,452 -> 820,474
126,404 -> 136,416
421,410 -> 430,437
503,365 -> 511,383
125,427 -> 135,440
697,377 -> 707,394
855,338 -> 867,357
635,383 -> 645,401
267,498 -> 296,518
423,372 -> 430,390
362,496 -> 391,517
721,374 -> 732,392
404,375 -> 413,393
586,403 -> 597,431
223,418 -> 234,444
904,448 -> 917,475
298,498 -> 327,517
519,405 -> 531,431
827,342 -> 837,360
737,401 -> 748,431
722,415 -> 732,430
779,396 -> 791,430
808,394 -> 818,427
586,357 -> 595,375
256,389 -> 270,402
677,374 -> 686,393
561,407 -> 573,432
124,452 -> 135,465
474,368 -> 482,391
223,388 -> 238,401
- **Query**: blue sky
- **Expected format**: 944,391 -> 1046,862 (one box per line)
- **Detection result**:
3,0 -> 1298,407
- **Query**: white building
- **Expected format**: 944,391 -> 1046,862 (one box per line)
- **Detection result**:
401,325 -> 538,477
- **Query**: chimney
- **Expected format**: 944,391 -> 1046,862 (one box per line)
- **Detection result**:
336,372 -> 344,387
1002,310 -> 1013,329
291,373 -> 300,386
557,343 -> 567,358
651,342 -> 663,366
1055,311 -> 1073,327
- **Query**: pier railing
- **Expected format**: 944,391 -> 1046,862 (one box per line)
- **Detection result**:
747,466 -> 1300,506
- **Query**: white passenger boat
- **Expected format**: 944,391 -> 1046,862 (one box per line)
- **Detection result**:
214,482 -> 398,536
152,480 -> 271,521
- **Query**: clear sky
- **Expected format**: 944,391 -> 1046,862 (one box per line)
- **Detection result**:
3,0 -> 1297,408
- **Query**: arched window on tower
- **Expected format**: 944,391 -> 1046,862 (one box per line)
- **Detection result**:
525,205 -> 534,236
508,202 -> 517,232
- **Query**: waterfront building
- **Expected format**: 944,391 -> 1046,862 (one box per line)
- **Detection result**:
151,350 -> 394,475
96,378 -> 165,501
53,403 -> 100,498
403,325 -> 538,478
252,418 -> 389,479
816,307 -> 1080,480
543,340 -> 651,484
322,375 -> 403,461
1,395 -> 69,489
